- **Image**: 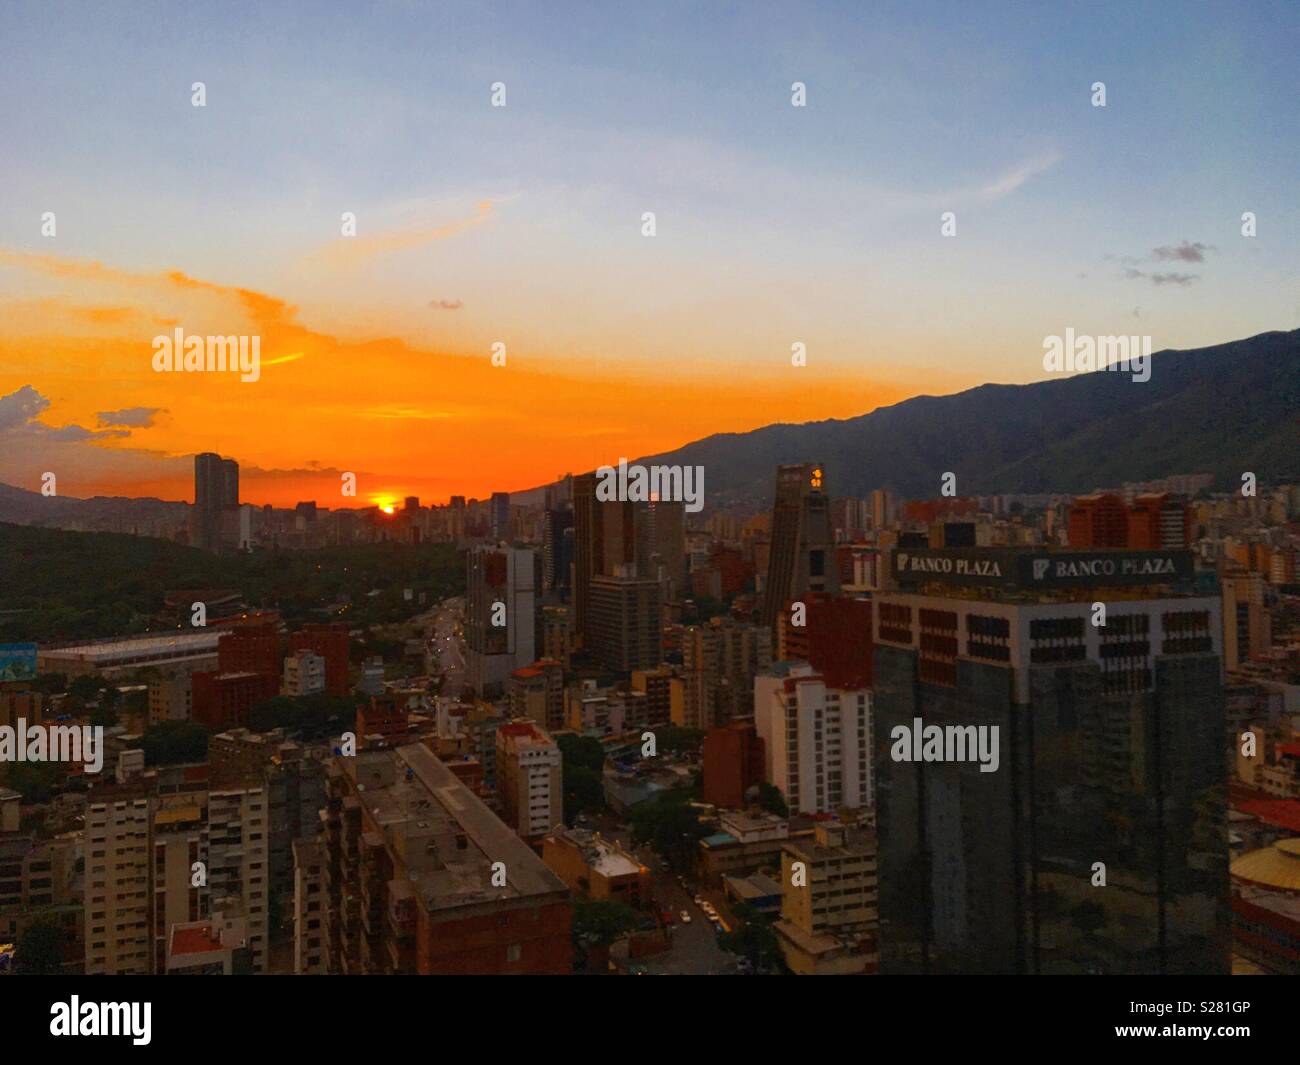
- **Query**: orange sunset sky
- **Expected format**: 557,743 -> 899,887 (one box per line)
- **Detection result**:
2,6 -> 1294,510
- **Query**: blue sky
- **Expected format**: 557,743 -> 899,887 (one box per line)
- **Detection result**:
0,1 -> 1295,500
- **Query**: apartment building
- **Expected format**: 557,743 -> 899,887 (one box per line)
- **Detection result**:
496,721 -> 563,843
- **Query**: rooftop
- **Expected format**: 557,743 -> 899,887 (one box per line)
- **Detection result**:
343,744 -> 567,912
40,632 -> 222,660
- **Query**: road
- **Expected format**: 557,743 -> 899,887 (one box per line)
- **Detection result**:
590,813 -> 741,975
426,596 -> 465,698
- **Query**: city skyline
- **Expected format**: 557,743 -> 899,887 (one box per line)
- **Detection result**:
2,1 -> 1297,507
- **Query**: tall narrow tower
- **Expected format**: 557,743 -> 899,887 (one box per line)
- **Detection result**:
761,463 -> 839,631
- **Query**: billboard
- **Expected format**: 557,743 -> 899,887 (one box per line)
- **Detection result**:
0,643 -> 38,682
892,548 -> 1195,590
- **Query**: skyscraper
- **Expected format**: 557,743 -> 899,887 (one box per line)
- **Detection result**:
761,463 -> 839,632
542,508 -> 574,592
192,452 -> 240,552
587,569 -> 661,672
873,544 -> 1229,974
490,491 -> 511,540
465,545 -> 538,696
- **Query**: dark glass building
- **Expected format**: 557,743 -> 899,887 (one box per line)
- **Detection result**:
873,546 -> 1230,974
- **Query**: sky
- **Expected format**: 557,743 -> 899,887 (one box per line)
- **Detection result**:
1,0 -> 1296,508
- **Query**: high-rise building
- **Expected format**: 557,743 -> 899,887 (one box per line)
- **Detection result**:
206,787 -> 271,972
629,666 -> 674,728
870,489 -> 894,531
775,820 -> 879,975
217,622 -> 279,676
85,789 -> 153,974
873,544 -> 1228,974
191,670 -> 279,730
1070,492 -> 1192,550
682,618 -> 772,727
85,769 -> 270,975
702,722 -> 766,808
508,659 -> 565,731
292,837 -> 327,975
777,593 -> 874,690
636,499 -> 687,593
587,571 -> 661,672
541,605 -> 572,667
283,648 -> 326,696
465,545 -> 538,697
322,746 -> 571,974
288,623 -> 350,696
761,463 -> 839,632
490,491 -> 511,540
1221,568 -> 1271,672
496,720 -> 564,843
754,662 -> 872,815
542,508 -> 574,592
1067,493 -> 1130,548
192,452 -> 240,552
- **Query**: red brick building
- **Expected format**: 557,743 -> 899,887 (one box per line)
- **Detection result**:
191,670 -> 279,729
216,622 -> 280,676
356,695 -> 410,744
780,594 -> 874,689
1069,492 -> 1191,549
288,623 -> 350,696
702,722 -> 766,808
323,745 -> 572,975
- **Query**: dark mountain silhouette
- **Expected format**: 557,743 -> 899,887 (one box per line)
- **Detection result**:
626,329 -> 1300,508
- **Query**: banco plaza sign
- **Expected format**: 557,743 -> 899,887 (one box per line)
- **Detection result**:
892,548 -> 1194,590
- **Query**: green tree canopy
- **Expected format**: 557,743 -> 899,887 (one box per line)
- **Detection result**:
15,920 -> 66,974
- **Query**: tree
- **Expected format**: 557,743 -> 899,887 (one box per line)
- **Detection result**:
755,782 -> 789,818
6,761 -> 64,804
15,920 -> 66,974
557,734 -> 606,823
718,902 -> 785,973
628,789 -> 708,873
89,703 -> 119,729
131,720 -> 209,766
571,898 -> 640,968
645,725 -> 705,757
68,674 -> 100,702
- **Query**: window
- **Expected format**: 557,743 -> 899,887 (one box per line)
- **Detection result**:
506,944 -> 522,963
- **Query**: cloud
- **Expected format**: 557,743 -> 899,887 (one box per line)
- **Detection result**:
1152,241 -> 1214,263
1124,268 -> 1198,286
0,385 -> 50,430
97,407 -> 166,429
310,200 -> 494,269
429,299 -> 464,311
969,150 -> 1063,201
0,385 -> 130,442
1114,240 -> 1215,285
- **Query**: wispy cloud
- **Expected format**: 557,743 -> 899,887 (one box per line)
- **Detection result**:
97,407 -> 166,429
1152,241 -> 1214,263
310,201 -> 494,269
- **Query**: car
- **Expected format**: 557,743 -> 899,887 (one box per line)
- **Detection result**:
693,895 -> 704,906
679,910 -> 691,924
